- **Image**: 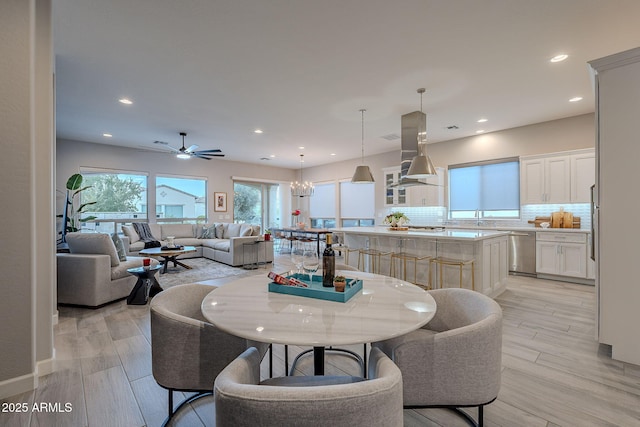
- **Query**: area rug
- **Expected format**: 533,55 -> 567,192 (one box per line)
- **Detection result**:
156,257 -> 247,289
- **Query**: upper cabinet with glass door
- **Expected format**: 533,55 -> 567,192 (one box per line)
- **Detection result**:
383,167 -> 407,206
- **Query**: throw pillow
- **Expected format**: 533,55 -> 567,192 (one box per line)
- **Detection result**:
111,233 -> 127,261
215,223 -> 225,238
240,224 -> 253,236
121,225 -> 140,243
200,224 -> 216,239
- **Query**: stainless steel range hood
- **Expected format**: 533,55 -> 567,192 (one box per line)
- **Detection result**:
389,110 -> 436,188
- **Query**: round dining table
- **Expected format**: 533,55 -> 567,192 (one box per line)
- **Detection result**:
201,270 -> 437,375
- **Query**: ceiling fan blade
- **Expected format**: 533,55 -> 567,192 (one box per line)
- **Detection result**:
193,148 -> 222,153
192,153 -> 212,160
185,144 -> 199,153
195,152 -> 225,157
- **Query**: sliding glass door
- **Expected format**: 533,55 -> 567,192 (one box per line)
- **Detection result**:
233,181 -> 280,230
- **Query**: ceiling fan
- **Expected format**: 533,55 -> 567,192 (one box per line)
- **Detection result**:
153,132 -> 225,160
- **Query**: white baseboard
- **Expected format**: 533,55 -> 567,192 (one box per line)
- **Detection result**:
0,372 -> 37,400
37,353 -> 55,377
52,311 -> 59,325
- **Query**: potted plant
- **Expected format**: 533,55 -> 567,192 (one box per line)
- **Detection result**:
383,212 -> 409,229
333,275 -> 347,292
57,173 -> 97,246
264,229 -> 272,241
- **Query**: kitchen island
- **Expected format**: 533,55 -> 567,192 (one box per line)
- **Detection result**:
334,227 -> 509,298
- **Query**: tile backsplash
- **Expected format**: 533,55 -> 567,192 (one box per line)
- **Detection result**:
380,203 -> 591,230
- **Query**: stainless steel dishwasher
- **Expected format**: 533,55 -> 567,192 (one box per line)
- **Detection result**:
506,231 -> 537,276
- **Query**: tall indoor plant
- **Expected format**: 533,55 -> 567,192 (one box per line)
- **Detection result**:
57,173 -> 97,244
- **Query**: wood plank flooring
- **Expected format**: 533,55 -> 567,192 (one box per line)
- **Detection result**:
2,255 -> 639,427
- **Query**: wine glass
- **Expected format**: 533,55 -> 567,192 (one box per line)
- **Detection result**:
291,247 -> 304,275
302,249 -> 319,283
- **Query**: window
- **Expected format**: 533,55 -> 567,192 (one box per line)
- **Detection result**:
340,181 -> 375,226
80,169 -> 148,233
309,183 -> 335,228
233,181 -> 280,231
449,158 -> 520,219
156,175 -> 207,222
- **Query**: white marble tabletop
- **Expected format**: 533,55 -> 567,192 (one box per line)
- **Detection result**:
201,270 -> 436,347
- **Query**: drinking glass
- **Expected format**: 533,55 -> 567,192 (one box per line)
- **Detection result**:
302,249 -> 319,283
291,247 -> 304,275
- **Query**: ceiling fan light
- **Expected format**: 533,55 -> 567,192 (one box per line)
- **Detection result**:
352,165 -> 375,183
176,153 -> 191,159
406,154 -> 437,178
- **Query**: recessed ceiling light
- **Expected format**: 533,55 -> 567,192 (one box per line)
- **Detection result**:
477,118 -> 488,123
330,153 -> 336,156
254,129 -> 263,134
298,146 -> 305,150
569,96 -> 583,102
270,154 -> 276,158
103,133 -> 113,137
476,130 -> 485,134
119,98 -> 133,105
550,54 -> 568,63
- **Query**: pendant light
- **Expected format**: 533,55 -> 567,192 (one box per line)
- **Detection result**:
406,88 -> 437,178
290,154 -> 314,197
351,109 -> 375,183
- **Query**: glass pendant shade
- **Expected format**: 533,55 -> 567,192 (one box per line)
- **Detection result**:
352,165 -> 375,183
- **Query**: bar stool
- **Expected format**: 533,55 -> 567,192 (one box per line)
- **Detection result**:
429,242 -> 475,290
358,236 -> 392,274
389,238 -> 432,289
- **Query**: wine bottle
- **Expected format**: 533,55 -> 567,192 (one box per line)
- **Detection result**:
322,234 -> 335,287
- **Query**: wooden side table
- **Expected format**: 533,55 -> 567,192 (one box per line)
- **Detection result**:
127,265 -> 163,305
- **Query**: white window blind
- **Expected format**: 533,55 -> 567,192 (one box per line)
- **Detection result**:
340,181 -> 374,218
309,183 -> 335,218
449,159 -> 520,211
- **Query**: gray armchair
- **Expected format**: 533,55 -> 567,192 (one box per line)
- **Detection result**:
372,288 -> 502,427
214,346 -> 403,427
150,283 -> 268,426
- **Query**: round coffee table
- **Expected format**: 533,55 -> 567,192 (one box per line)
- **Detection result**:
139,246 -> 197,273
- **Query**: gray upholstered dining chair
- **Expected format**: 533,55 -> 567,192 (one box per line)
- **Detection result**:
372,288 -> 502,427
214,346 -> 403,427
150,283 -> 269,426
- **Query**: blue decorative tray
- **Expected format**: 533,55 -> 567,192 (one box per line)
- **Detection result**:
268,273 -> 363,303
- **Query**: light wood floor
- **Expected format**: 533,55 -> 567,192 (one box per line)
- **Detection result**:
2,254 -> 640,427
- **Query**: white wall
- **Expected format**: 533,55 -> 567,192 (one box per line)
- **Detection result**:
303,113 -> 595,220
0,0 -> 55,398
56,139 -> 298,223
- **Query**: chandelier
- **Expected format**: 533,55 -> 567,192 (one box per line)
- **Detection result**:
291,154 -> 314,197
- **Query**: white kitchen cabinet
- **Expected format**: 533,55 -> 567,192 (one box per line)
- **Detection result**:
536,232 -> 587,278
520,154 -> 570,204
383,167 -> 407,207
482,237 -> 508,296
570,151 -> 596,202
520,149 -> 595,204
407,167 -> 445,207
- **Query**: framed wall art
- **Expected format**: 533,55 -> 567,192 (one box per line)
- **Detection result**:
214,192 -> 227,212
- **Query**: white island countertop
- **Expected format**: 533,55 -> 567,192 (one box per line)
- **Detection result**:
333,226 -> 510,241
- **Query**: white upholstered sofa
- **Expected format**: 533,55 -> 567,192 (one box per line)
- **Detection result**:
121,222 -> 273,267
57,232 -> 160,308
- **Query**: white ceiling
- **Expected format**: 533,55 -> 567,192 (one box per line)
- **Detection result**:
52,0 -> 640,169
